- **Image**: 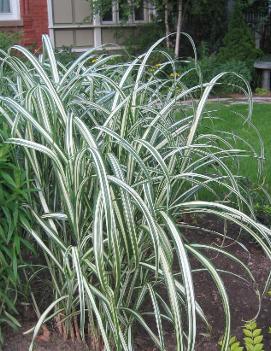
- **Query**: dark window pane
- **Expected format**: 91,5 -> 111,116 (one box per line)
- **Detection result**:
134,0 -> 144,21
0,0 -> 11,13
102,6 -> 113,21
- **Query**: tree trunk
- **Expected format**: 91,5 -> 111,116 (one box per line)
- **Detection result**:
164,0 -> 170,48
174,0 -> 183,58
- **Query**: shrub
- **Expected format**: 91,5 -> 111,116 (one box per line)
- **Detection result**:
255,87 -> 270,96
0,142 -> 32,345
0,32 -> 20,52
216,0 -> 262,91
122,22 -> 164,55
55,46 -> 78,67
213,59 -> 253,94
217,0 -> 262,65
0,35 -> 270,351
180,56 -> 252,95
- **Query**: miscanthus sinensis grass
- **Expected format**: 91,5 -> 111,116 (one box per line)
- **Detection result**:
0,34 -> 270,351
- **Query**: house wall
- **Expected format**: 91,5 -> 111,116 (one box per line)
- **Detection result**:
51,0 -> 94,48
50,0 -> 153,50
0,0 -> 152,50
0,0 -> 49,49
21,0 -> 49,47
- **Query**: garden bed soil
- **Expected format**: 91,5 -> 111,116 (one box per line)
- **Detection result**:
3,215 -> 271,351
3,322 -> 89,351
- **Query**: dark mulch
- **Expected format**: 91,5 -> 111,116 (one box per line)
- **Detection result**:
3,322 -> 88,351
3,215 -> 271,351
134,215 -> 271,350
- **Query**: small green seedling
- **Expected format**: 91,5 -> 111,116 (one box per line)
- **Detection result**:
242,321 -> 264,351
219,336 -> 244,351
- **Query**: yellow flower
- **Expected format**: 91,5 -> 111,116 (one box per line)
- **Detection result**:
169,72 -> 180,78
91,58 -> 97,63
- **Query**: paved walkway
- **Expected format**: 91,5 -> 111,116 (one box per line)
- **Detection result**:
207,96 -> 271,104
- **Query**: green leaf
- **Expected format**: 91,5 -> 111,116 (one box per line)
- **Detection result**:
253,344 -> 264,351
231,344 -> 243,351
253,335 -> 263,344
245,322 -> 257,331
244,337 -> 253,345
243,329 -> 253,337
252,329 -> 262,337
229,336 -> 238,345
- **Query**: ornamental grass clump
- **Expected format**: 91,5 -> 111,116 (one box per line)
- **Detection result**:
0,34 -> 270,351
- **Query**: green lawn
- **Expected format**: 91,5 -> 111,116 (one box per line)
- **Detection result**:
201,103 -> 271,189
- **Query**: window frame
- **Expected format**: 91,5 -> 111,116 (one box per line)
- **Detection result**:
0,0 -> 20,21
101,0 -> 149,25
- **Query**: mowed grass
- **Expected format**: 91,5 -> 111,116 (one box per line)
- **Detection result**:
202,103 -> 271,189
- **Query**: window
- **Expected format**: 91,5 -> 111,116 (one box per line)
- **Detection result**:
118,0 -> 130,22
102,6 -> 113,22
0,0 -> 10,13
0,0 -> 20,21
134,0 -> 145,21
102,1 -> 118,23
101,1 -> 148,24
